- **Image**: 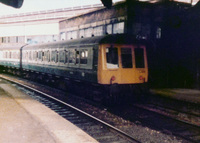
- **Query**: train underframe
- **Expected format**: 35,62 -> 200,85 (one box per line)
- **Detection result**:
0,66 -> 149,104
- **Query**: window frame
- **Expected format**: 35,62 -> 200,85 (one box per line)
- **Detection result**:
106,46 -> 119,69
121,47 -> 133,68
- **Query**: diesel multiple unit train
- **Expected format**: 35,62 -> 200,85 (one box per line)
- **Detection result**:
0,34 -> 148,103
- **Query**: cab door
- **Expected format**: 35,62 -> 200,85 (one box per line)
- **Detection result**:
120,46 -> 136,84
98,45 -> 120,84
133,46 -> 148,83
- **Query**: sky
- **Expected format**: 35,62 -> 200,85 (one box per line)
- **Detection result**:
0,0 -> 123,16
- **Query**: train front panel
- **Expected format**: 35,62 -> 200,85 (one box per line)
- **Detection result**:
97,44 -> 148,85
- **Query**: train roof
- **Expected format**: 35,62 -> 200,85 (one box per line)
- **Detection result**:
99,34 -> 146,45
0,44 -> 25,50
0,34 -> 147,51
24,34 -> 146,50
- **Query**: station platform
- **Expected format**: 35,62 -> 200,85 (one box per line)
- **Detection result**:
150,88 -> 200,104
0,79 -> 98,143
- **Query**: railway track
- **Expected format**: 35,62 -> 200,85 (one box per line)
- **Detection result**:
1,74 -> 199,142
0,74 -> 140,143
129,103 -> 200,143
135,103 -> 200,127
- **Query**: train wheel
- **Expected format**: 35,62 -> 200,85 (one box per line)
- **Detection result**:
105,84 -> 120,105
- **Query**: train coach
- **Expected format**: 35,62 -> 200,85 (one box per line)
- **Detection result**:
0,34 -> 148,103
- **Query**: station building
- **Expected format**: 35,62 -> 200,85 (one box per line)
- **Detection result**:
58,0 -> 199,88
0,4 -> 102,45
58,1 -> 191,42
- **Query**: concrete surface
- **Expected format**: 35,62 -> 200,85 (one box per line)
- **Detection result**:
151,88 -> 200,104
0,80 -> 98,143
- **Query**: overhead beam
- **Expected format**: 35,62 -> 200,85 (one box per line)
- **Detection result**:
100,0 -> 112,8
0,0 -> 24,8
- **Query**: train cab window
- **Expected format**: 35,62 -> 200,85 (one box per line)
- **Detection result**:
106,47 -> 119,69
121,48 -> 133,68
80,50 -> 88,64
59,50 -> 65,63
135,48 -> 145,68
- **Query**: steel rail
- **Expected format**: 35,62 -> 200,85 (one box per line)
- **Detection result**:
0,75 -> 141,143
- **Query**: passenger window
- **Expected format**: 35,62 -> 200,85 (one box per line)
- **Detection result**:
106,47 -> 118,69
75,50 -> 80,65
38,51 -> 42,60
65,50 -> 68,63
47,51 -> 50,62
80,50 -> 88,64
121,48 -> 133,68
33,51 -> 38,61
51,50 -> 58,63
69,49 -> 76,64
43,51 -> 50,62
59,50 -> 65,63
29,51 -> 32,60
135,48 -> 145,68
9,52 -> 11,59
42,52 -> 44,61
43,51 -> 47,61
